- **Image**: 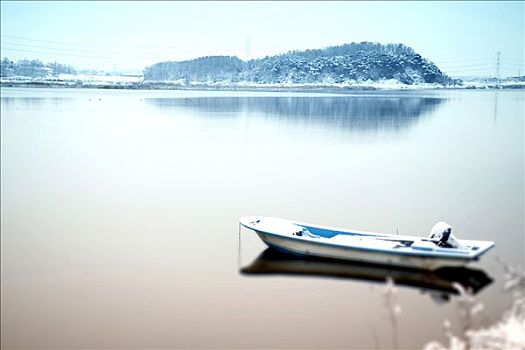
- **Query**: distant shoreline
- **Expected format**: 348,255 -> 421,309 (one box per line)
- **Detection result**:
2,80 -> 524,92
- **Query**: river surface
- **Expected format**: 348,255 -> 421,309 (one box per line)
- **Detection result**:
1,87 -> 523,349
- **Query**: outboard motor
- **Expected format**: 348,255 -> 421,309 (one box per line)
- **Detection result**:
429,222 -> 464,249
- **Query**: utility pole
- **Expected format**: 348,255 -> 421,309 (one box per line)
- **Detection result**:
495,51 -> 501,83
244,36 -> 251,61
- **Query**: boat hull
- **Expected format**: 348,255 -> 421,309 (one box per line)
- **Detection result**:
255,231 -> 469,270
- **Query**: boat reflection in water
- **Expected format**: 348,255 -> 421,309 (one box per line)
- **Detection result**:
241,248 -> 492,303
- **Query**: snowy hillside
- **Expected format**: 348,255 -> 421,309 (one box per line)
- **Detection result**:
144,42 -> 451,85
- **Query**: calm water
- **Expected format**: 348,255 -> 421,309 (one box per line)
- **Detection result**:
1,87 -> 523,349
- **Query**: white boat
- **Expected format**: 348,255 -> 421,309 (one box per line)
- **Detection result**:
239,216 -> 495,270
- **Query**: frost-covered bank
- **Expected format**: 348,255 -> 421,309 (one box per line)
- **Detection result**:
425,264 -> 525,350
3,77 -> 524,91
2,74 -> 524,92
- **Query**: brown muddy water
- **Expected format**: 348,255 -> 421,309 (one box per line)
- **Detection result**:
1,87 -> 523,349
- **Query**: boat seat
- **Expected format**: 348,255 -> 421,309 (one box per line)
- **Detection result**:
412,240 -> 436,251
329,235 -> 400,249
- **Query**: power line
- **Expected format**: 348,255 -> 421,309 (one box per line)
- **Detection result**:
443,65 -> 519,73
500,61 -> 525,67
2,47 -> 519,73
1,47 -> 139,59
1,34 -> 240,50
1,40 -> 240,56
434,58 -> 524,68
0,46 -> 240,60
433,58 -> 494,64
439,63 -> 495,69
444,70 -> 496,74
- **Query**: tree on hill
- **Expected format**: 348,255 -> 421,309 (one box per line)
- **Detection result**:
0,57 -> 77,78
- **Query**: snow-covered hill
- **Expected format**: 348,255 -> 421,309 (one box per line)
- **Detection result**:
144,42 -> 451,86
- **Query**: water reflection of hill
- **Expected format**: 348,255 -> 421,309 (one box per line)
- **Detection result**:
145,96 -> 446,131
1,97 -> 74,110
1,97 -> 46,109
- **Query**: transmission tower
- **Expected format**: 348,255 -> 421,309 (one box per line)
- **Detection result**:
495,51 -> 501,81
244,36 -> 251,61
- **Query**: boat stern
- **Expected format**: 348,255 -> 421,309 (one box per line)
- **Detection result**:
469,240 -> 496,259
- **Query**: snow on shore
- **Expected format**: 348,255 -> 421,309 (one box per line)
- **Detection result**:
57,73 -> 142,83
0,74 -> 141,87
1,75 -> 523,90
425,264 -> 525,350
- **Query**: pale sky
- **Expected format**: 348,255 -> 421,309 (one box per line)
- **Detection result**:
1,1 -> 524,77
